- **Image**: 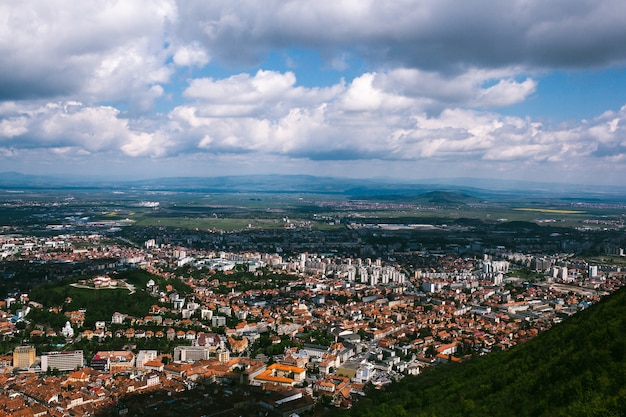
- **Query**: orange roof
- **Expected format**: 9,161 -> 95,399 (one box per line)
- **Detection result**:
68,370 -> 90,381
268,363 -> 305,373
255,371 -> 293,384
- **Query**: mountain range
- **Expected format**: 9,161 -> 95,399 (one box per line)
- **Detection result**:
2,172 -> 626,202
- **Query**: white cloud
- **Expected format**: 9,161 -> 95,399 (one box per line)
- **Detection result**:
338,73 -> 413,112
172,43 -> 210,67
120,132 -> 171,157
183,70 -> 342,118
185,70 -> 297,103
0,0 -> 176,111
475,78 -> 538,108
1,1 -> 626,185
382,68 -> 537,111
1,68 -> 625,179
161,70 -> 626,171
0,117 -> 28,138
0,102 -> 164,156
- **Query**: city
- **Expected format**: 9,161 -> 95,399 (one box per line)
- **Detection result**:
3,1 -> 626,415
0,185 -> 624,416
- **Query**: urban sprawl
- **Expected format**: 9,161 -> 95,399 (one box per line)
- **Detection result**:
0,215 -> 625,416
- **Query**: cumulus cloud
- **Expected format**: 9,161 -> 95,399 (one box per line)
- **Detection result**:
175,0 -> 626,70
0,0 -> 177,112
0,101 -> 165,156
172,43 -> 210,67
0,83 -> 625,183
1,65 -> 625,178
1,1 -> 626,184
2,1 -> 625,105
1,1 -> 622,108
163,70 -> 626,171
183,70 -> 342,117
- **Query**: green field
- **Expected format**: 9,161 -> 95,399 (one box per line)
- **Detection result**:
1,187 -> 624,233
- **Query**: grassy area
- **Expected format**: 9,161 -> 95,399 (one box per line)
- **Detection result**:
2,188 -> 624,233
585,255 -> 626,268
514,208 -> 586,214
132,216 -> 286,230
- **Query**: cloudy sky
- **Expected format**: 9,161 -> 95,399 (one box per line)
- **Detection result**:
1,0 -> 626,185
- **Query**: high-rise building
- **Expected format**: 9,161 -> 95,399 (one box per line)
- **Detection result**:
347,268 -> 356,281
13,346 -> 36,369
359,267 -> 368,284
531,257 -> 552,272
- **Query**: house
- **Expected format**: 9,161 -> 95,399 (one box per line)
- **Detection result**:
111,312 -> 126,324
227,337 -> 248,354
166,328 -> 176,341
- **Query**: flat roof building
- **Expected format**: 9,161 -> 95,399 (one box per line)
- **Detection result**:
41,350 -> 84,372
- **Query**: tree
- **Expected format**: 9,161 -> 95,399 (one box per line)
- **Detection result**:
425,346 -> 437,357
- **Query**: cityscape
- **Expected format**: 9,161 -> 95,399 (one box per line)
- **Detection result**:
0,180 -> 624,415
2,0 -> 626,415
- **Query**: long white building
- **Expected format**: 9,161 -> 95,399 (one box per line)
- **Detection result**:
41,350 -> 84,372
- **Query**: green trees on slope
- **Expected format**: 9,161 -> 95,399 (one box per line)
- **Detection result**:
343,286 -> 626,417
28,269 -> 188,327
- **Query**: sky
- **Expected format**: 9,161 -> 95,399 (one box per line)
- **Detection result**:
1,1 -> 626,186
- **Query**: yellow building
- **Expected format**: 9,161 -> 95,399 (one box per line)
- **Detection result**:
13,345 -> 36,369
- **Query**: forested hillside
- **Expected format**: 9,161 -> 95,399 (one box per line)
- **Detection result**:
344,286 -> 626,417
28,270 -> 192,328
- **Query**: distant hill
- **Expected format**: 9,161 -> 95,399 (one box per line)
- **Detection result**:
2,172 -> 626,202
344,287 -> 626,417
361,190 -> 483,206
418,190 -> 481,205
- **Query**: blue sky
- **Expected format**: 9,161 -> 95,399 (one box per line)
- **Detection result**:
1,1 -> 626,186
503,68 -> 626,122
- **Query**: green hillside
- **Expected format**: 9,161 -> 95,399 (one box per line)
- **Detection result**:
28,269 -> 192,328
345,286 -> 626,417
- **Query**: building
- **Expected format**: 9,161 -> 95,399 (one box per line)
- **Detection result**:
13,345 -> 36,369
135,350 -> 158,368
252,363 -> 306,386
61,321 -> 74,338
216,347 -> 230,363
173,346 -> 211,363
91,351 -> 135,373
228,336 -> 248,353
335,359 -> 375,383
259,389 -> 315,417
195,332 -> 223,350
41,350 -> 84,372
422,280 -> 444,293
531,257 -> 552,272
111,312 -> 126,324
211,316 -> 227,327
